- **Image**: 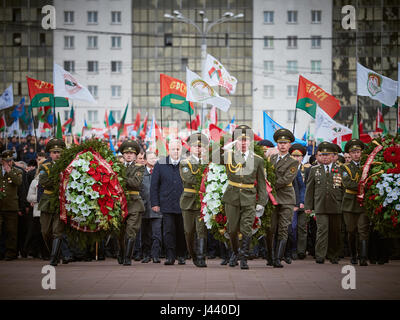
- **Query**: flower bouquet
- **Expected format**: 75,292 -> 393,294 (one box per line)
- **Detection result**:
360,134 -> 400,238
48,139 -> 128,247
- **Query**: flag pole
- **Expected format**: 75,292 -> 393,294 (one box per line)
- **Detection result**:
30,106 -> 38,153
189,111 -> 192,134
292,105 -> 298,134
355,0 -> 359,128
52,95 -> 56,137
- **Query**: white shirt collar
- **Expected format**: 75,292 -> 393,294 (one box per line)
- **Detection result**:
170,157 -> 180,165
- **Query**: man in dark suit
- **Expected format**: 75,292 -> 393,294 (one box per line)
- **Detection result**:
140,151 -> 163,263
150,139 -> 186,265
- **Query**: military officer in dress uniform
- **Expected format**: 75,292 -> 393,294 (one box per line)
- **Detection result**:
305,142 -> 343,264
0,150 -> 23,260
179,133 -> 209,268
218,125 -> 267,269
118,139 -> 145,266
341,139 -> 369,266
38,138 -> 66,266
267,129 -> 299,268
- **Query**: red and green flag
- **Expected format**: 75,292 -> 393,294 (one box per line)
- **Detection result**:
0,114 -> 6,132
139,114 -> 148,139
117,103 -> 128,139
38,106 -> 52,129
154,121 -> 168,157
160,73 -> 194,115
56,112 -> 63,139
296,75 -> 341,119
26,77 -> 69,108
376,108 -> 388,135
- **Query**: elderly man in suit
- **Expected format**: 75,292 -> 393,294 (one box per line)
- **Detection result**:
151,139 -> 186,265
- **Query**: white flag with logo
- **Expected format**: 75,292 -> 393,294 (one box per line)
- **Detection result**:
357,62 -> 397,106
53,63 -> 96,103
315,108 -> 352,142
204,54 -> 237,95
0,85 -> 13,110
186,67 -> 231,112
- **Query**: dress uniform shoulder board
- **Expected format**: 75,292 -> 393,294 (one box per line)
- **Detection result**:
253,153 -> 263,160
42,163 -> 50,175
343,164 -> 352,176
135,163 -> 144,167
303,163 -> 311,168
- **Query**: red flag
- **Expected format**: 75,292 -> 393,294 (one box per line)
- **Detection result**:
133,111 -> 141,131
26,76 -> 54,99
209,123 -> 225,142
196,114 -> 201,128
139,115 -> 148,139
359,120 -> 364,134
154,121 -> 168,156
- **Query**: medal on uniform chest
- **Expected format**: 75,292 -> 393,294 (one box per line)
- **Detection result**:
332,168 -> 342,188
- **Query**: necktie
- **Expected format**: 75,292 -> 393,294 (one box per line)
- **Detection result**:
150,168 -> 153,174
325,165 -> 330,177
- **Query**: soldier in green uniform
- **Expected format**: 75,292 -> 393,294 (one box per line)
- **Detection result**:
305,142 -> 343,264
218,125 -> 267,269
267,129 -> 299,268
118,139 -> 145,266
179,133 -> 209,268
0,150 -> 23,260
341,139 -> 369,266
38,138 -> 66,266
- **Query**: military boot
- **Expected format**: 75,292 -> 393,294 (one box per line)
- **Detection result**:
348,233 -> 358,265
196,238 -> 207,268
123,238 -> 135,266
49,238 -> 62,267
239,236 -> 251,270
185,234 -> 199,266
220,242 -> 230,265
359,240 -> 368,266
274,240 -> 286,268
229,233 -> 239,267
264,233 -> 274,266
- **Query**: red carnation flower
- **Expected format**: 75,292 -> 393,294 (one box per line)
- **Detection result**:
102,174 -> 110,184
383,146 -> 400,174
88,167 -> 96,176
92,184 -> 101,192
100,205 -> 109,216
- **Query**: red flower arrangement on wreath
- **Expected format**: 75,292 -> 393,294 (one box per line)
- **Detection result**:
383,146 -> 400,174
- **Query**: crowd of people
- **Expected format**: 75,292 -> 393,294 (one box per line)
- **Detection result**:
0,128 -> 399,268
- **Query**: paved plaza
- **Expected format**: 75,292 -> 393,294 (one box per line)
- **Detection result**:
0,256 -> 399,300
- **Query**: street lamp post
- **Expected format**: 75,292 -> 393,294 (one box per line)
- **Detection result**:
164,10 -> 244,129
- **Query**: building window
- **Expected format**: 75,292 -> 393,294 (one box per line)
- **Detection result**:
164,33 -> 173,47
287,60 -> 298,73
88,86 -> 98,98
12,8 -> 21,22
263,85 -> 274,98
111,11 -> 121,24
181,58 -> 188,71
287,85 -> 298,97
311,36 -> 321,48
88,110 -> 98,123
264,36 -> 274,48
64,61 -> 75,73
13,33 -> 21,46
87,11 -> 98,24
111,86 -> 121,98
264,11 -> 274,24
287,10 -> 298,23
311,10 -> 321,23
111,36 -> 121,49
263,60 -> 274,73
64,11 -> 74,24
287,110 -> 295,122
111,110 -> 121,121
88,36 -> 98,49
64,110 -> 69,121
111,61 -> 122,73
39,33 -> 46,46
88,61 -> 99,73
287,36 -> 298,48
64,36 -> 74,49
311,60 -> 322,73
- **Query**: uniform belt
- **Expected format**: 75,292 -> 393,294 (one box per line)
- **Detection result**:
128,191 -> 140,195
44,190 -> 53,195
346,189 -> 358,195
184,188 -> 198,193
228,180 -> 254,189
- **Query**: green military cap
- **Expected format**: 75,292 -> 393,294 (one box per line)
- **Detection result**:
45,138 -> 66,153
289,143 -> 307,157
119,139 -> 140,154
258,139 -> 274,151
317,141 -> 336,154
344,139 -> 365,153
337,155 -> 345,164
273,128 -> 295,143
187,133 -> 209,147
1,150 -> 14,161
233,124 -> 253,140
